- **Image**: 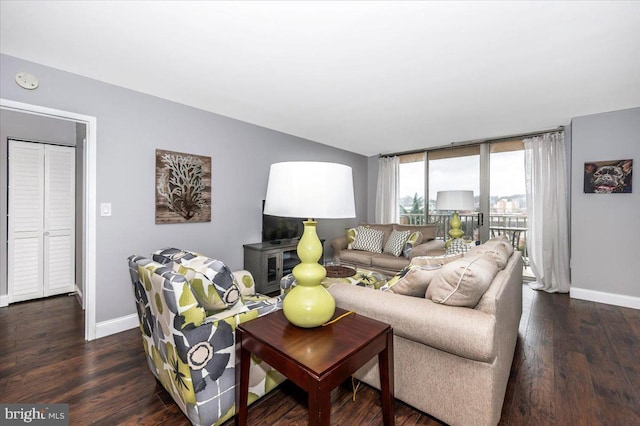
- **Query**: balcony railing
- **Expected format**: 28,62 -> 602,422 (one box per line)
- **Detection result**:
399,212 -> 528,259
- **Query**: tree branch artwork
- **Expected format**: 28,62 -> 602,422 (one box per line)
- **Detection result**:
155,149 -> 211,223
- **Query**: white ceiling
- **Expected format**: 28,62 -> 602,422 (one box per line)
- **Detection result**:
1,1 -> 639,156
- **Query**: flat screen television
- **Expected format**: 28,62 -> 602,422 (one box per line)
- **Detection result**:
262,201 -> 304,243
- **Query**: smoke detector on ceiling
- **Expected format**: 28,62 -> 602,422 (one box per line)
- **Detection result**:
15,72 -> 39,90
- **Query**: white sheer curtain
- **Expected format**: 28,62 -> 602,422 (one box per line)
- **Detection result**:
375,156 -> 400,223
524,131 -> 571,293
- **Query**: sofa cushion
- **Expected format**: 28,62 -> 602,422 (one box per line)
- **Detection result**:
411,253 -> 463,266
371,253 -> 410,271
426,253 -> 499,307
328,283 -> 497,362
466,242 -> 512,270
402,231 -> 422,258
484,235 -> 514,254
393,224 -> 437,242
487,234 -> 511,245
340,249 -> 373,266
352,226 -> 385,253
383,229 -> 410,257
407,238 -> 446,258
383,264 -> 441,297
483,236 -> 515,259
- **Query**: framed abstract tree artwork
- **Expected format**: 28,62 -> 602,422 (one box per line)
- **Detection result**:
155,149 -> 212,223
583,159 -> 633,193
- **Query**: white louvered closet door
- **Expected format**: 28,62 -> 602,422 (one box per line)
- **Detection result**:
8,140 -> 75,303
44,145 -> 75,297
8,141 -> 44,302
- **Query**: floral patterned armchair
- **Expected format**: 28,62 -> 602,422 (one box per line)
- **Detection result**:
128,248 -> 285,426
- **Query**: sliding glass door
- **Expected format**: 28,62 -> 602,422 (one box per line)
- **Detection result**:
398,153 -> 425,225
489,140 -> 527,258
397,141 -> 527,258
427,146 -> 480,241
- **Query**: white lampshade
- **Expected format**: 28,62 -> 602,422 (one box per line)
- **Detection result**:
435,190 -> 475,211
264,162 -> 356,219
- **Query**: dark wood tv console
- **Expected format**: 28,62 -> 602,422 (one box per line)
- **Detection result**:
243,240 -> 324,295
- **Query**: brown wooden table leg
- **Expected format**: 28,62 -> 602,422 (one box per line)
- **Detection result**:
308,382 -> 331,426
379,329 -> 395,426
236,328 -> 250,426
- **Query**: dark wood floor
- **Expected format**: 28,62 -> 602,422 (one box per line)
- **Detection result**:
1,286 -> 639,425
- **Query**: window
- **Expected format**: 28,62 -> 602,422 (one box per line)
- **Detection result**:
427,146 -> 480,240
398,153 -> 425,224
389,139 -> 530,275
394,141 -> 526,248
489,140 -> 527,253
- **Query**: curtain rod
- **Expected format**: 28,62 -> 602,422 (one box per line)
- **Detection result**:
380,125 -> 565,158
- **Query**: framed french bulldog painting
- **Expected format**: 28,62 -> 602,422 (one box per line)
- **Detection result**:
584,159 -> 633,193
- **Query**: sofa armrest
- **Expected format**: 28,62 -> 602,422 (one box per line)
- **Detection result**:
330,235 -> 348,252
328,284 -> 496,362
330,235 -> 348,263
409,238 -> 446,258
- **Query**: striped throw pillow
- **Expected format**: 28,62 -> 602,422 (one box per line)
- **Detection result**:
383,230 -> 411,257
352,226 -> 384,253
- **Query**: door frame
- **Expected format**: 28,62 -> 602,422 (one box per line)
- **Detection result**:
1,98 -> 98,341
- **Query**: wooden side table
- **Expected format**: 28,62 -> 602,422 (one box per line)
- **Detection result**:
236,308 -> 394,426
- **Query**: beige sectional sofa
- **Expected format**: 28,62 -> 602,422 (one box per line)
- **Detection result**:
327,237 -> 523,426
329,223 -> 446,275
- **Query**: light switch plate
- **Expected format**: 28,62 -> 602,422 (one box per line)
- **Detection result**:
100,203 -> 112,216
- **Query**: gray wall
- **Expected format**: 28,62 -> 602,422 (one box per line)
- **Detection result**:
367,155 -> 379,223
0,54 -> 366,322
571,107 -> 640,299
0,109 -> 79,298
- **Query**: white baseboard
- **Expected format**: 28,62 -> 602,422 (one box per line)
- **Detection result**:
0,294 -> 8,308
570,287 -> 640,310
95,313 -> 139,339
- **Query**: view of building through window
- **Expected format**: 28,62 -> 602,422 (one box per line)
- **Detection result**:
489,142 -> 526,216
489,142 -> 527,255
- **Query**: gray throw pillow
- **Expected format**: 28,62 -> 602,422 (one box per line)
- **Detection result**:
426,253 -> 499,307
352,226 -> 385,253
383,229 -> 411,257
